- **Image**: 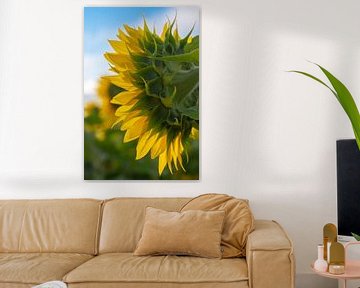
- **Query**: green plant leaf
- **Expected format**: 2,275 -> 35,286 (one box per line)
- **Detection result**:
317,66 -> 360,126
289,70 -> 337,98
351,232 -> 360,241
316,65 -> 360,150
290,64 -> 360,150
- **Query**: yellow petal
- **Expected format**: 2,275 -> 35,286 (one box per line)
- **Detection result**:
109,66 -> 119,73
116,113 -> 128,122
104,53 -> 133,70
167,146 -> 173,174
120,116 -> 143,131
172,134 -> 182,170
174,27 -> 180,42
111,117 -> 123,128
103,74 -> 135,90
135,129 -> 151,153
179,138 -> 184,153
173,134 -> 180,159
190,127 -> 199,139
115,103 -> 136,116
108,40 -> 128,54
118,29 -> 142,53
161,22 -> 169,40
113,109 -> 139,125
123,119 -> 147,142
118,29 -> 131,43
177,151 -> 186,172
123,110 -> 141,121
150,139 -> 161,159
136,131 -> 158,160
124,25 -> 143,40
150,134 -> 166,159
171,142 -> 178,171
111,90 -> 141,105
158,151 -> 167,175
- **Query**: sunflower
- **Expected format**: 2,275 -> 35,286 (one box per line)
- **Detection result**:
84,78 -> 122,140
97,77 -> 122,130
104,19 -> 199,175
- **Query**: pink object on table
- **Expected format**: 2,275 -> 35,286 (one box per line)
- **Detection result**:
311,261 -> 360,279
311,241 -> 360,288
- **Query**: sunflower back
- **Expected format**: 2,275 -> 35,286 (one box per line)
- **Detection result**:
104,19 -> 199,175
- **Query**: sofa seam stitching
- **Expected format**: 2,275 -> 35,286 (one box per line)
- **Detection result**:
94,201 -> 104,255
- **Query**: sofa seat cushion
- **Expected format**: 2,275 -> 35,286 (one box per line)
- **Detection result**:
64,253 -> 248,285
0,253 -> 93,285
0,284 -> 33,288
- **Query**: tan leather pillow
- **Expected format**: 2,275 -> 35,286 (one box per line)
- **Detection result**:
181,193 -> 254,258
134,207 -> 225,258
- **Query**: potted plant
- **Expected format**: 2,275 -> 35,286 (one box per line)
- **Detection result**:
291,63 -> 360,240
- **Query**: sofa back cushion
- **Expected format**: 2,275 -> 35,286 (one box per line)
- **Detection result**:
0,199 -> 102,254
181,194 -> 254,258
99,198 -> 189,253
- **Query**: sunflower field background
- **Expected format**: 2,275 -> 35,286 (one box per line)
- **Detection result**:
84,7 -> 200,180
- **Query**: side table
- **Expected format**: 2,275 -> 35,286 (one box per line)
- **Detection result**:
311,242 -> 360,288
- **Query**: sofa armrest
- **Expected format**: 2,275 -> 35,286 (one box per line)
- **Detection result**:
246,220 -> 295,288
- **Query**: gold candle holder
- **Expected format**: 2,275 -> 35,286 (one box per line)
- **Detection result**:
323,223 -> 337,262
328,242 -> 345,274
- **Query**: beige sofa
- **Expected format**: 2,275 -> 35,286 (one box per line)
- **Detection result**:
0,198 -> 295,288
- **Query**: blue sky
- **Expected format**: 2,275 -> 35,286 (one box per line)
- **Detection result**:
84,7 -> 200,101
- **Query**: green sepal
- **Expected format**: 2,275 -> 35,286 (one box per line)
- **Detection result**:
131,95 -> 160,112
131,66 -> 158,83
129,53 -> 151,69
166,109 -> 182,126
180,25 -> 195,50
178,106 -> 199,121
143,77 -> 163,98
152,49 -> 199,64
184,36 -> 199,53
172,67 -> 199,105
148,105 -> 170,132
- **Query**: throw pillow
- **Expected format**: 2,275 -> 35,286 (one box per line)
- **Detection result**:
134,207 -> 225,258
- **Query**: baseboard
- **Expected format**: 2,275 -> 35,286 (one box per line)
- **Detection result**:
296,273 -> 337,288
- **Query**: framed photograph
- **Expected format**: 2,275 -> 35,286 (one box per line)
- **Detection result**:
84,7 -> 200,180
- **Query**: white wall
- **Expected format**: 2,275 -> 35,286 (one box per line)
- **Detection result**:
0,0 -> 359,287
